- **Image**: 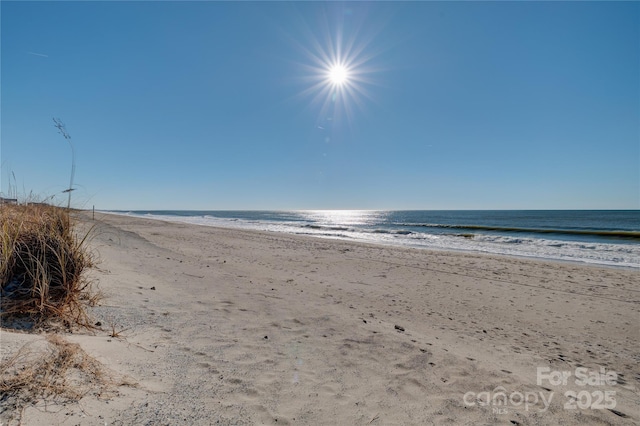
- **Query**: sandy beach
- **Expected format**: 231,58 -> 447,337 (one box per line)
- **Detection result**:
1,212 -> 638,425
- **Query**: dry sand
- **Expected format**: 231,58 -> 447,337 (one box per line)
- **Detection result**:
1,212 -> 638,425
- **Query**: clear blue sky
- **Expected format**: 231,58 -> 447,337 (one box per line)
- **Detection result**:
2,1 -> 638,210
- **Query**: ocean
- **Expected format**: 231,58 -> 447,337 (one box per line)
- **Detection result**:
109,210 -> 640,268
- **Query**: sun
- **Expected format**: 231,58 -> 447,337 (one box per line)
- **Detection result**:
328,64 -> 349,86
291,8 -> 382,128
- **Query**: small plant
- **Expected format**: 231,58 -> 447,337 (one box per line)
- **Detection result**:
0,203 -> 98,328
105,316 -> 129,339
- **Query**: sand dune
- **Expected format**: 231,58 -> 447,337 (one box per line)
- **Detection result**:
1,212 -> 638,425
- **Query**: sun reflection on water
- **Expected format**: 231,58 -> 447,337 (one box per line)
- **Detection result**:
300,210 -> 387,226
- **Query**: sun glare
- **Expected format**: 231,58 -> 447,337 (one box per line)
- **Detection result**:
291,6 -> 382,130
328,64 -> 349,85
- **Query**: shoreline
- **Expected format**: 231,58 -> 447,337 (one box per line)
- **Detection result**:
97,209 -> 640,271
2,211 -> 638,425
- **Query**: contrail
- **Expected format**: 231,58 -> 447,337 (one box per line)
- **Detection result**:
27,51 -> 49,58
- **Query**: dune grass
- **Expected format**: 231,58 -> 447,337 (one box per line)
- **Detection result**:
0,334 -> 132,423
1,335 -> 108,406
0,203 -> 98,328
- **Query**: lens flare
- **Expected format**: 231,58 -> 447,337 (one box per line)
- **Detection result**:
284,4 -> 386,131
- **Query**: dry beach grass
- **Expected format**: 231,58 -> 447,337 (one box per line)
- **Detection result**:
0,335 -> 118,421
0,204 -> 112,424
0,204 -> 98,328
